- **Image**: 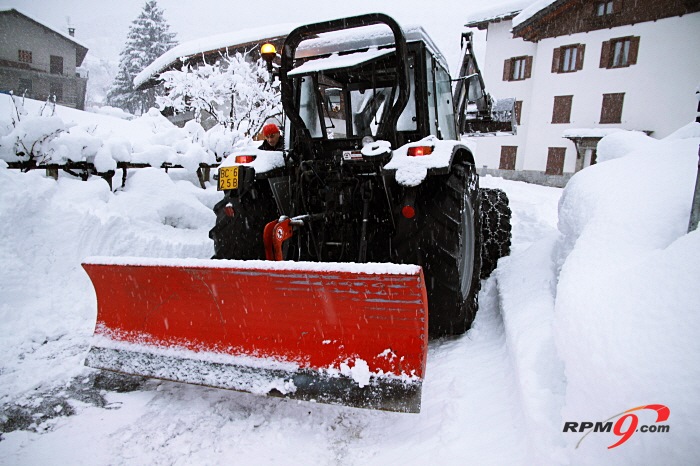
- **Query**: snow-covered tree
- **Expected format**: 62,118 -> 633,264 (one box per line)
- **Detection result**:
157,51 -> 281,144
106,1 -> 177,114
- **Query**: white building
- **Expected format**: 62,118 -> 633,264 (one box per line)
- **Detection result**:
465,0 -> 700,184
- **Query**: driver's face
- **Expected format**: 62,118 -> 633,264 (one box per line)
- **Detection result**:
265,132 -> 280,147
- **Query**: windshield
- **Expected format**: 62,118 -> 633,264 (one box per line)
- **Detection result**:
296,53 -> 416,140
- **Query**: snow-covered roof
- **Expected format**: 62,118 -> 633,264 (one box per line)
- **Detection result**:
136,21 -> 449,88
463,0 -> 532,28
0,8 -> 89,63
288,48 -> 395,76
512,0 -> 560,28
134,23 -> 300,88
562,128 -> 625,138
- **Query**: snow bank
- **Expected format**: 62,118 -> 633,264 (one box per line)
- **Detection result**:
554,127 -> 700,463
495,124 -> 700,465
0,165 -> 216,402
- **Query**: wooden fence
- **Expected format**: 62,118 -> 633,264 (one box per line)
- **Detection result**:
6,160 -> 217,190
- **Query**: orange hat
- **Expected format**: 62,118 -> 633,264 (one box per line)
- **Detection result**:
263,123 -> 280,136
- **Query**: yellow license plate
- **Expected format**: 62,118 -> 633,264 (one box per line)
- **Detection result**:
218,166 -> 239,191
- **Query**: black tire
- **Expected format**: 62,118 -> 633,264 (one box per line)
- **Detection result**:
208,182 -> 278,259
479,188 -> 512,279
414,160 -> 482,338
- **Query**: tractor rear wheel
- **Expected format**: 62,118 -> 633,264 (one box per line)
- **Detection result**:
479,188 -> 512,279
415,160 -> 482,337
209,183 -> 278,260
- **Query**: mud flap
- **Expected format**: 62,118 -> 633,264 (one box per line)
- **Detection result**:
82,257 -> 429,413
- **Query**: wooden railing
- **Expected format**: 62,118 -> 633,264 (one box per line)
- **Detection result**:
6,160 -> 218,190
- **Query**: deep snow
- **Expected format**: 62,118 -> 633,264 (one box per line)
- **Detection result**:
0,108 -> 699,464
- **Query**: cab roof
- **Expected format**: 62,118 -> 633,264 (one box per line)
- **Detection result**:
296,23 -> 448,71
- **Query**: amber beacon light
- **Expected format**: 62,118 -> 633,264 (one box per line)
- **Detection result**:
261,43 -> 277,76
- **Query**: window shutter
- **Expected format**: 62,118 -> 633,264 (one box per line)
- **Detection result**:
552,47 -> 561,73
524,56 -> 533,79
552,95 -> 573,124
629,36 -> 640,65
612,0 -> 623,13
503,58 -> 512,81
600,92 -> 625,123
600,40 -> 611,68
576,44 -> 586,70
514,100 -> 523,125
546,148 -> 566,175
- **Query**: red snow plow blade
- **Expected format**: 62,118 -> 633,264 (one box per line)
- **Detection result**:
82,257 -> 429,413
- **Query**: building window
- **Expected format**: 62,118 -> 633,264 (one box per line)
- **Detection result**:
595,0 -> 622,16
503,56 -> 533,81
596,1 -> 614,16
612,38 -> 630,67
512,57 -> 527,80
600,93 -> 624,123
600,36 -> 640,69
50,55 -> 64,75
552,44 -> 585,73
552,95 -> 573,124
514,100 -> 523,125
500,146 -> 517,170
50,82 -> 63,102
18,50 -> 33,63
546,147 -> 566,175
17,79 -> 33,96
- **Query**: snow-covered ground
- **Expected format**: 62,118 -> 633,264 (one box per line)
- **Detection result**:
0,104 -> 699,464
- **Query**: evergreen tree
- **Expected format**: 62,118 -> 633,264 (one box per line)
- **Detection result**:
107,1 -> 177,114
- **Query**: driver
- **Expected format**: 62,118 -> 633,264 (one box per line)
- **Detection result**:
259,123 -> 284,151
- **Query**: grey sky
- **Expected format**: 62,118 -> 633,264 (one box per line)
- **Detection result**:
0,0 -> 504,72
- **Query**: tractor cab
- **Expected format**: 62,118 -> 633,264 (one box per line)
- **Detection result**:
273,19 -> 463,164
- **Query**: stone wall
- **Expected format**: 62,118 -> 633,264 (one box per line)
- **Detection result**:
478,168 -> 572,188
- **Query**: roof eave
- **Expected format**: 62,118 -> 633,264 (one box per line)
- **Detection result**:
512,0 -> 571,41
464,11 -> 522,30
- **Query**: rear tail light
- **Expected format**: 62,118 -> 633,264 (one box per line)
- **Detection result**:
407,146 -> 433,157
224,203 -> 235,217
235,155 -> 256,164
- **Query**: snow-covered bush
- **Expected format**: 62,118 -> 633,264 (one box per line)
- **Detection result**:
0,94 -> 220,173
157,50 -> 281,146
0,96 -> 69,164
